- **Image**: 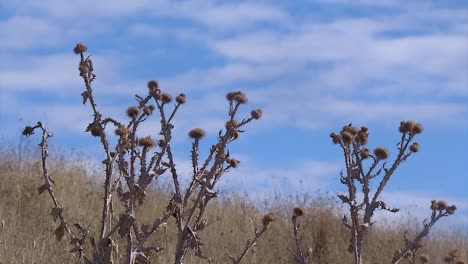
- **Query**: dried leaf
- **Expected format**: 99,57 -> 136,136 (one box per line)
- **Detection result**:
55,222 -> 65,241
81,91 -> 89,105
118,214 -> 135,238
37,184 -> 48,195
337,194 -> 350,204
50,207 -> 62,222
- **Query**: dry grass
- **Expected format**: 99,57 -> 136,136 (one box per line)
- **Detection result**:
0,146 -> 466,264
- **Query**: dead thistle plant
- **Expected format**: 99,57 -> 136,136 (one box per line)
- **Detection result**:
22,43 -> 268,264
291,122 -> 457,264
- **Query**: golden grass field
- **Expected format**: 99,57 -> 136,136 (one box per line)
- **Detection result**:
0,145 -> 466,264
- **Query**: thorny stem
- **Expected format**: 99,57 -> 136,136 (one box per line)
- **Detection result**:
229,225 -> 269,264
79,53 -> 114,241
392,211 -> 448,264
292,216 -> 307,264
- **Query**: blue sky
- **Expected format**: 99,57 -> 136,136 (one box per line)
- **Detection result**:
1,0 -> 467,227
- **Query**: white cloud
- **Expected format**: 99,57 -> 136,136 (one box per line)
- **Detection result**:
0,16 -> 62,49
220,159 -> 341,197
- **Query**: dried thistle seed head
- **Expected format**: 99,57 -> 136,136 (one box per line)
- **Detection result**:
147,80 -> 159,91
138,136 -> 155,148
293,207 -> 304,217
374,147 -> 389,160
251,109 -> 263,120
153,93 -> 162,100
413,123 -> 424,134
262,213 -> 274,226
410,142 -> 419,153
176,93 -> 186,104
219,152 -> 227,161
229,158 -> 240,168
158,140 -> 166,148
399,121 -> 415,133
143,105 -> 155,115
73,43 -> 87,54
430,200 -> 438,210
161,93 -> 172,103
360,148 -> 370,159
189,128 -> 206,140
340,131 -> 354,144
79,65 -> 89,75
90,126 -> 102,137
437,200 -> 448,211
342,123 -> 358,135
226,91 -> 248,104
120,137 -> 131,150
233,93 -> 248,104
22,126 -> 34,136
115,126 -> 128,137
225,120 -> 239,130
357,129 -> 368,145
446,205 -> 457,215
330,132 -> 341,144
420,255 -> 429,263
126,106 -> 140,118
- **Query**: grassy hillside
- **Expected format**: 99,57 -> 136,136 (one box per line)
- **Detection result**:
0,145 -> 466,264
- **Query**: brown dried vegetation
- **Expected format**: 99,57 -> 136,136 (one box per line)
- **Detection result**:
1,44 -> 466,264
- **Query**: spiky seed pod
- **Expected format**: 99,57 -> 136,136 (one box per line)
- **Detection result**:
188,128 -> 206,140
446,205 -> 457,215
158,140 -> 166,148
153,93 -> 162,100
229,158 -> 240,168
410,142 -> 419,153
360,148 -> 370,159
73,43 -> 87,54
262,213 -> 274,226
374,147 -> 389,160
227,91 -> 248,104
420,255 -> 429,263
342,123 -> 358,135
126,107 -> 140,118
219,152 -> 227,161
413,123 -> 423,134
143,105 -> 155,115
147,80 -> 159,91
176,93 -> 186,104
138,136 -> 155,148
430,200 -> 438,210
226,91 -> 240,101
330,132 -> 341,144
225,120 -> 239,130
90,126 -> 102,137
115,126 -> 128,137
357,129 -> 368,145
79,65 -> 89,75
293,207 -> 304,217
399,121 -> 415,133
251,109 -> 262,120
22,126 -> 34,136
120,137 -> 131,150
340,131 -> 354,144
161,93 -> 172,103
437,200 -> 448,211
